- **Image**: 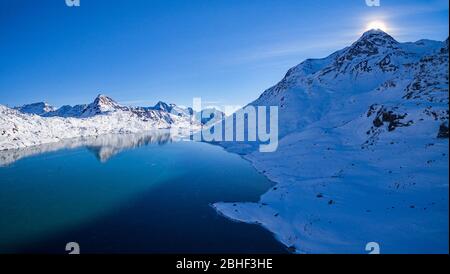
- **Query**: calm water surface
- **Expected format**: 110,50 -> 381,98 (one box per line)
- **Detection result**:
0,131 -> 286,253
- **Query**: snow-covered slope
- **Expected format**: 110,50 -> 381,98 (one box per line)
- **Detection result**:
214,30 -> 449,253
1,95 -> 200,150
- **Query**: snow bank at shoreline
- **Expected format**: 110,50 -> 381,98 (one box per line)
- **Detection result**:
213,124 -> 449,253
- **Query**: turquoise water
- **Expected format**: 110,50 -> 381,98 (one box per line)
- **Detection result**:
0,132 -> 285,253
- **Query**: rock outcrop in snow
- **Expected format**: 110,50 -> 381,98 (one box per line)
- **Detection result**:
214,30 -> 449,253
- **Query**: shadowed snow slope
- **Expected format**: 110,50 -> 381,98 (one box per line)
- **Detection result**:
214,30 -> 449,254
14,102 -> 56,116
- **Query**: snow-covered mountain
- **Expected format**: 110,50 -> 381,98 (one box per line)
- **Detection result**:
1,94 -> 201,150
14,94 -> 224,126
78,94 -> 130,117
152,101 -> 177,113
243,29 -> 447,138
152,101 -> 196,117
16,95 -> 196,120
43,104 -> 88,118
14,102 -> 56,116
214,30 -> 449,253
40,95 -> 134,118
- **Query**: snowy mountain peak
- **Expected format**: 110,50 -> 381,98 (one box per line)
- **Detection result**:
153,101 -> 172,112
93,94 -> 120,107
358,29 -> 398,43
14,102 -> 56,115
250,30 -> 448,138
80,94 -> 126,117
346,29 -> 399,58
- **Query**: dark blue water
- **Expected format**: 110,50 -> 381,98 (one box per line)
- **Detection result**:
0,132 -> 286,253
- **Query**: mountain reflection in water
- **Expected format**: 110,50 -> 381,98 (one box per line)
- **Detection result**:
0,130 -> 181,166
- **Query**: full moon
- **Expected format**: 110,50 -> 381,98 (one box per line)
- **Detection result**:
366,21 -> 388,32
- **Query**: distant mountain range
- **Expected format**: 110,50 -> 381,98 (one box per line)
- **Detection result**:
13,94 -> 223,124
14,94 -> 193,119
2,94 -> 227,150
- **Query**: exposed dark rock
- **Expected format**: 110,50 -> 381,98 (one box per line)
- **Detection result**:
437,122 -> 449,138
369,106 -> 413,131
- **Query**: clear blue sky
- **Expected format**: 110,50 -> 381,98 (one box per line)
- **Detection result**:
0,0 -> 448,108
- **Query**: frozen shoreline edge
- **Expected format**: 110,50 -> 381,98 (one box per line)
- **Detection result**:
210,151 -> 297,253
